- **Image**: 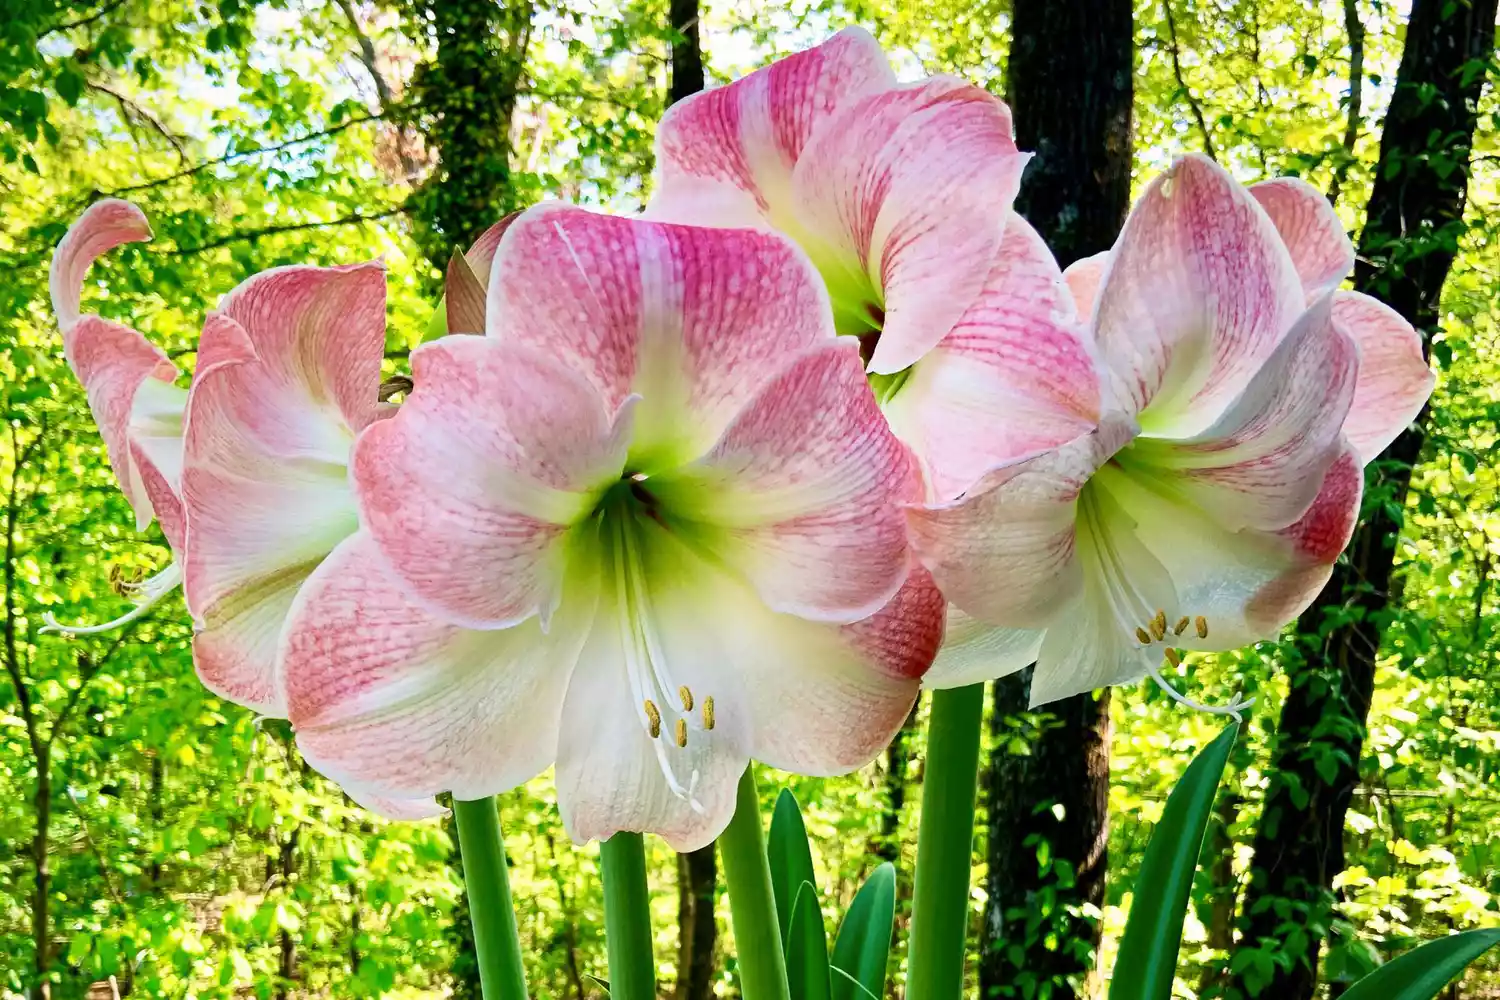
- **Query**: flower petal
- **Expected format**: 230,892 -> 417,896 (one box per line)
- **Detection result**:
486,204 -> 837,467
1063,252 -> 1110,322
464,212 -> 520,289
906,416 -> 1137,628
1331,291 -> 1434,463
650,341 -> 915,623
652,26 -> 896,220
1250,178 -> 1354,298
1093,154 -> 1305,436
883,213 -> 1100,498
283,533 -> 582,802
63,315 -> 184,534
343,789 -> 446,822
51,199 -> 152,330
352,335 -> 630,629
919,605 -> 1043,690
791,77 -> 1029,373
1128,295 -> 1358,531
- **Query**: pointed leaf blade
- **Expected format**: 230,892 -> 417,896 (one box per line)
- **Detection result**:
787,880 -> 833,1000
831,862 -> 896,1000
1341,929 -> 1500,1000
769,788 -> 819,952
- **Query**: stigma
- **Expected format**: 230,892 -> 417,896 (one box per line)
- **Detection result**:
1132,610 -> 1253,722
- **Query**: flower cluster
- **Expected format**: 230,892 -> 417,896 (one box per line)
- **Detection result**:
51,27 -> 1432,849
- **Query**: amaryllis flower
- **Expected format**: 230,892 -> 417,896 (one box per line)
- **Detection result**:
279,205 -> 944,850
648,27 -> 1028,376
180,261 -> 389,715
907,155 -> 1433,708
46,200 -> 187,633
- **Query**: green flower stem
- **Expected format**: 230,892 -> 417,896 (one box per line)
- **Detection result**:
452,796 -> 530,1000
906,682 -> 986,1000
719,767 -> 792,1000
600,832 -> 657,1000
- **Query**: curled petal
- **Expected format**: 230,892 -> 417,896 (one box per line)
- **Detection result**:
1250,178 -> 1354,298
343,789 -> 446,821
352,336 -> 629,629
51,199 -> 152,330
1094,154 -> 1305,435
919,605 -> 1043,691
1063,252 -> 1110,323
1331,291 -> 1434,463
487,204 -> 836,466
652,26 -> 896,220
1131,295 -> 1358,531
885,213 -> 1100,498
464,212 -> 520,289
283,534 -> 581,802
651,341 -> 916,623
792,77 -> 1029,373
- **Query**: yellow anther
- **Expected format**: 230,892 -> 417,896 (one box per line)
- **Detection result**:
1135,627 -> 1152,645
1174,616 -> 1190,636
1164,648 -> 1181,668
702,696 -> 715,731
679,685 -> 695,711
1195,616 -> 1209,639
1150,617 -> 1167,642
675,718 -> 688,748
644,699 -> 662,739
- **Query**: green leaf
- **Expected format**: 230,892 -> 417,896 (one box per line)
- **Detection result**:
769,788 -> 818,952
1109,722 -> 1239,1000
1341,929 -> 1500,1000
830,863 -> 896,1000
55,66 -> 85,106
787,881 -> 832,1000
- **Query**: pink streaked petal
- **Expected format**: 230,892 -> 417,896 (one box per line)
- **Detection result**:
1063,252 -> 1110,323
920,606 -> 1044,691
1094,154 -> 1305,435
1331,291 -> 1434,463
791,77 -> 1028,373
487,204 -> 836,466
215,261 -> 388,437
1250,177 -> 1354,298
353,336 -> 628,630
906,415 -> 1137,628
651,341 -> 916,623
283,534 -> 582,802
51,199 -> 152,330
884,213 -> 1100,499
63,314 -> 182,531
652,26 -> 896,220
132,440 -> 185,555
193,567 -> 303,716
1137,295 -> 1358,532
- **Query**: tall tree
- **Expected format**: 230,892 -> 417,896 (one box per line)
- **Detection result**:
1230,1 -> 1499,997
981,2 -> 1133,997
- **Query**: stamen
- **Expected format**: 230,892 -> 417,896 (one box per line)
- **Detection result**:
1174,616 -> 1190,636
679,685 -> 694,711
675,719 -> 688,748
1195,616 -> 1209,639
1150,609 -> 1167,641
1147,660 -> 1254,724
702,696 -> 715,731
644,699 -> 662,739
1135,627 -> 1152,645
1164,647 -> 1181,667
42,563 -> 182,636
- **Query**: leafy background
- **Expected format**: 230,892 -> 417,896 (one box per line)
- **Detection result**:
1,0 -> 1497,997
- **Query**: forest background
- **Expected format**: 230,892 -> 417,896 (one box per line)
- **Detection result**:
2,0 -> 1498,997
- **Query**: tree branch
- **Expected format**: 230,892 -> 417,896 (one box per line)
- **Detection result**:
164,208 -> 402,256
332,0 -> 418,178
40,0 -> 127,38
1163,0 -> 1218,161
4,419 -> 47,763
1328,0 -> 1366,206
87,82 -> 189,164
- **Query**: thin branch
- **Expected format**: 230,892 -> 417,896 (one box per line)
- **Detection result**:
165,208 -> 401,256
86,82 -> 189,164
331,0 -> 418,178
1328,0 -> 1366,207
40,0 -> 127,38
4,419 -> 47,763
1163,0 -> 1218,162
51,627 -> 136,741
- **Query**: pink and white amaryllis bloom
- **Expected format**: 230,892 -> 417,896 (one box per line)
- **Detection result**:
648,27 -> 1028,376
907,155 -> 1434,709
46,200 -> 187,633
279,205 -> 944,850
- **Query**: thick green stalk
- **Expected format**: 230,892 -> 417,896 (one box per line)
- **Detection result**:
452,797 -> 530,1000
719,767 -> 792,1000
600,832 -> 657,999
906,683 -> 986,1000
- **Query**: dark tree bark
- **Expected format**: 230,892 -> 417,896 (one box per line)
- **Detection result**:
674,847 -> 718,1000
981,4 -> 1133,997
668,0 -> 704,107
31,748 -> 52,1000
403,0 -> 534,271
878,698 -> 921,863
1231,1 -> 1498,997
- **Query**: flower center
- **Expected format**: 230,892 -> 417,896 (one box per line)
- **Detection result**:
1131,609 -> 1254,722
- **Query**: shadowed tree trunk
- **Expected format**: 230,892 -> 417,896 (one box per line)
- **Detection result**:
879,698 -> 921,863
981,3 -> 1133,997
668,0 -> 704,107
1230,1 -> 1498,997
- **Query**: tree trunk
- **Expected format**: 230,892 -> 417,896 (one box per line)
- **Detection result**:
1231,1 -> 1498,997
404,0 -> 535,270
668,0 -> 704,107
981,4 -> 1133,997
276,825 -> 299,1000
30,748 -> 52,1000
879,699 -> 921,863
674,846 -> 718,1000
